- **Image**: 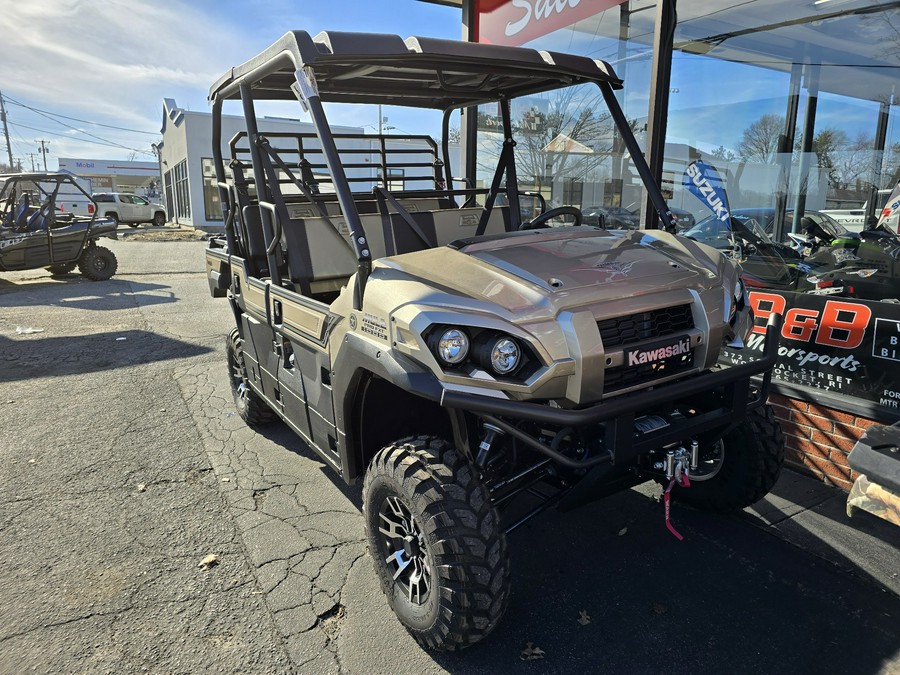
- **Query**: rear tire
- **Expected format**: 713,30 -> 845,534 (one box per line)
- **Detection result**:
46,263 -> 77,275
105,212 -> 121,227
673,404 -> 784,512
363,436 -> 510,650
226,328 -> 277,426
77,245 -> 117,281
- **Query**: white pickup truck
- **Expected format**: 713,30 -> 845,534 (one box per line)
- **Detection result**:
92,192 -> 167,228
820,189 -> 892,233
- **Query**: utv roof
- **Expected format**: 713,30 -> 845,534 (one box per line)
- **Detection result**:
0,173 -> 75,180
209,30 -> 623,109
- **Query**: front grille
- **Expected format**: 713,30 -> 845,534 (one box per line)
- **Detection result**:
604,350 -> 695,393
598,304 -> 694,348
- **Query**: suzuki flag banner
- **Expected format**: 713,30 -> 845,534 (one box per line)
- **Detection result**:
683,160 -> 733,230
877,179 -> 900,230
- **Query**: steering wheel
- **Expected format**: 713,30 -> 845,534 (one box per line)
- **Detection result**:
520,205 -> 583,231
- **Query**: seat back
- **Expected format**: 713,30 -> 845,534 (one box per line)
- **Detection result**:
283,205 -> 511,293
26,206 -> 49,232
13,194 -> 29,228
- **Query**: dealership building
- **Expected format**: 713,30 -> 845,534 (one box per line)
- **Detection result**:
156,99 -> 456,229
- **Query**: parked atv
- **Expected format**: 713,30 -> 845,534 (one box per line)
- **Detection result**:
204,31 -> 783,649
790,215 -> 900,301
686,211 -> 900,302
0,173 -> 118,280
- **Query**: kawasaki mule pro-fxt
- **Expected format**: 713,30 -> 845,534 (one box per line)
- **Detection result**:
204,31 -> 783,650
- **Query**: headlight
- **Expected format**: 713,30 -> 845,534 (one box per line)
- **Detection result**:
426,325 -> 536,378
434,328 -> 469,366
474,334 -> 522,375
488,337 -> 521,374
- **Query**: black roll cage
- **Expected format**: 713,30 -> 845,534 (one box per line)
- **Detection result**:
209,31 -> 677,309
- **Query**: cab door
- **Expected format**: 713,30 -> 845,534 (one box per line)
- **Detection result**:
268,285 -> 341,472
0,229 -> 51,269
131,195 -> 152,221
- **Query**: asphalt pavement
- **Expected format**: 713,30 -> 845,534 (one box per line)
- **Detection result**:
0,234 -> 898,674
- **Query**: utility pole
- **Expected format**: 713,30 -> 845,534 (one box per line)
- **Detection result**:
36,139 -> 49,171
0,91 -> 14,169
28,153 -> 37,171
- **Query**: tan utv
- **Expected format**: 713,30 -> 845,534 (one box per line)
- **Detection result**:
204,31 -> 784,650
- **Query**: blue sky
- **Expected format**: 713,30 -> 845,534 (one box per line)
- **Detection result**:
0,0 -> 461,168
0,0 -> 892,171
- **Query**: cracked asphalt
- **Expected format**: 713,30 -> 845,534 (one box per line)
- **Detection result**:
1,238 -> 898,674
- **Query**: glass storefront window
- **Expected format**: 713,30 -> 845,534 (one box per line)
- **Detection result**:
667,1 -> 900,306
173,159 -> 190,221
202,158 -> 224,222
474,1 -> 658,217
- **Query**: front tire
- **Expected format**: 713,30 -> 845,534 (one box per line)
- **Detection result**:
363,436 -> 510,651
152,212 -> 166,227
226,328 -> 277,426
674,404 -> 784,512
77,245 -> 117,281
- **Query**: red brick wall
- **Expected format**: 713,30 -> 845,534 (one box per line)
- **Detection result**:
768,393 -> 878,491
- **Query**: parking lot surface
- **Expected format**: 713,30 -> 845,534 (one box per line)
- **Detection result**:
1,237 -> 898,674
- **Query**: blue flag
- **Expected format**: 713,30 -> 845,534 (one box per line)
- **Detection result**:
683,160 -> 732,230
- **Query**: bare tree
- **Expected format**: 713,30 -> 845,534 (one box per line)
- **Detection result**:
476,86 -> 617,196
709,145 -> 737,162
737,114 -> 784,163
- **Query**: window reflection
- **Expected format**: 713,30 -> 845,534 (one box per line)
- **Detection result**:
669,0 -> 900,304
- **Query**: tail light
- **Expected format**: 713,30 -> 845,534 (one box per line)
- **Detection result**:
88,204 -> 95,214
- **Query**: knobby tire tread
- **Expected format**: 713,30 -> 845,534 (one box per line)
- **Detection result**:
363,435 -> 510,650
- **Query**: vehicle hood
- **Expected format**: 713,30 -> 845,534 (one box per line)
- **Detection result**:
378,228 -> 726,318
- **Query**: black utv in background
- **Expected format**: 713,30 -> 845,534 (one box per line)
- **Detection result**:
0,173 -> 118,280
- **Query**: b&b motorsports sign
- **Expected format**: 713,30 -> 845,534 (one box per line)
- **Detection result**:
723,290 -> 900,419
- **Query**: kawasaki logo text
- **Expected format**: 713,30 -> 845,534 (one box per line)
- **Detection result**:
627,338 -> 691,366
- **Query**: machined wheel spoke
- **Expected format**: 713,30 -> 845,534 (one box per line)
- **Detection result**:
377,492 -> 433,606
378,511 -> 406,540
387,550 -> 411,580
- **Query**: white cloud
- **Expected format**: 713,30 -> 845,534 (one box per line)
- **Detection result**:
0,0 -> 247,159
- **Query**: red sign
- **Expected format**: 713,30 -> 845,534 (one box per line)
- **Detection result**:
476,0 -> 624,47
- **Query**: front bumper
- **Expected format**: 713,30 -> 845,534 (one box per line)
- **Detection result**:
440,314 -> 782,468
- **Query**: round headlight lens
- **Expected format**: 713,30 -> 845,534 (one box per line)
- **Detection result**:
489,337 -> 521,374
437,328 -> 469,365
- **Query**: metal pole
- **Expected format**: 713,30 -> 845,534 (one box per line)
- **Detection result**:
240,83 -> 282,286
641,0 -> 677,230
37,139 -> 49,171
791,63 -> 820,230
0,92 -> 14,168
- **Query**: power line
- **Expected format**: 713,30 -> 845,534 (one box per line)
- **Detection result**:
7,121 -> 154,155
9,103 -> 154,154
2,94 -> 158,136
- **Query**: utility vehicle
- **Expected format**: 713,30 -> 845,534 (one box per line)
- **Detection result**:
0,173 -> 118,280
204,31 -> 784,650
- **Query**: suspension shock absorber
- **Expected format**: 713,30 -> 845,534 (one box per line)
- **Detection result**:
476,422 -> 504,468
